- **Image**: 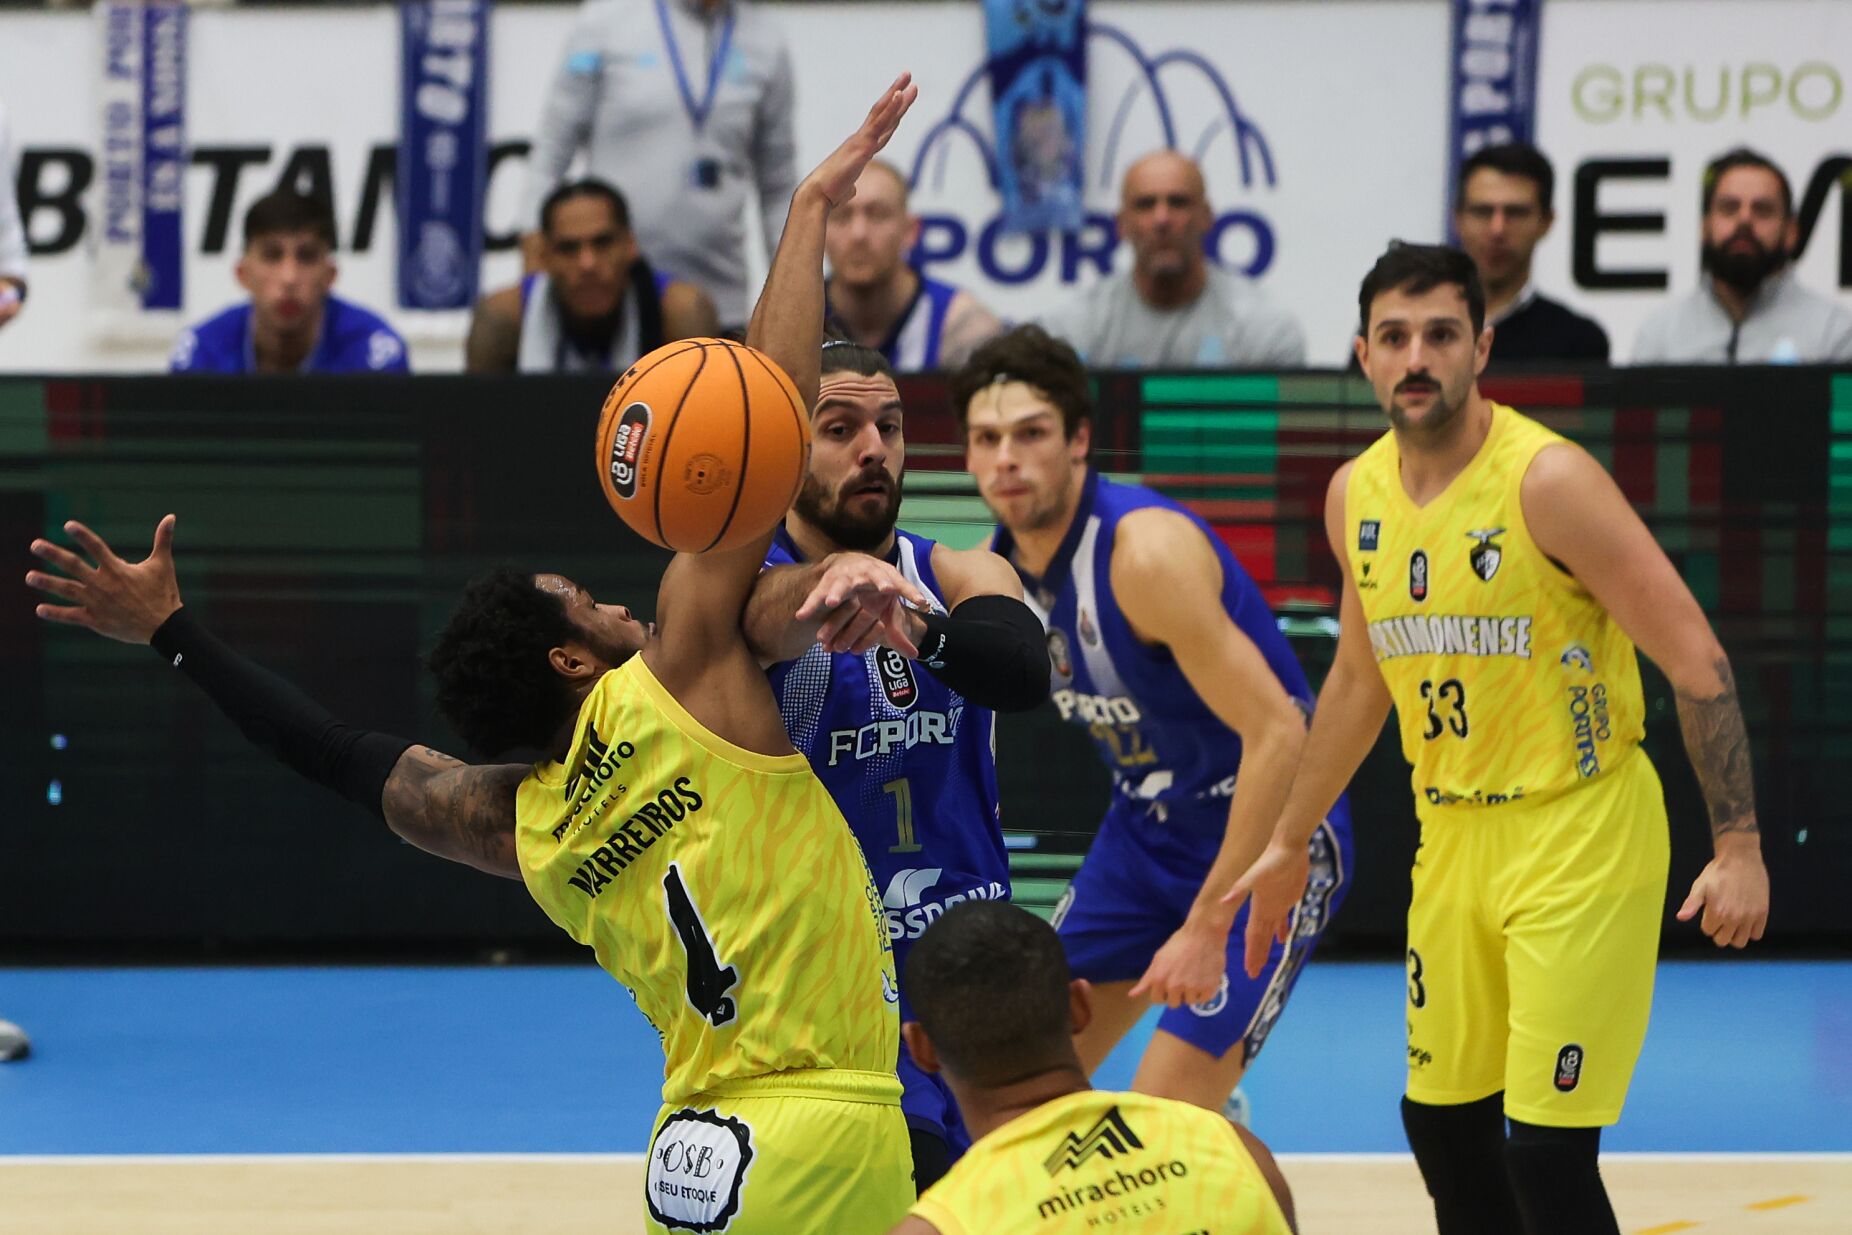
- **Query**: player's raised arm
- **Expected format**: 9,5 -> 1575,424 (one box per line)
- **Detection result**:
1521,443 -> 1770,948
1227,463 -> 1394,978
1105,508 -> 1311,1007
744,552 -> 931,663
26,517 -> 523,879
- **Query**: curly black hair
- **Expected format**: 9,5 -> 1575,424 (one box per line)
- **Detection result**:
426,566 -> 579,758
949,324 -> 1093,440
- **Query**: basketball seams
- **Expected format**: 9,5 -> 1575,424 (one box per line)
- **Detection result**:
653,343 -> 712,549
740,346 -> 809,513
699,342 -> 755,553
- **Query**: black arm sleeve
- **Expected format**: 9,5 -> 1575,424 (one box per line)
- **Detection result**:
148,607 -> 414,823
914,593 -> 1050,713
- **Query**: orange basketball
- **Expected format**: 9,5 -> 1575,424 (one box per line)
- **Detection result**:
594,338 -> 810,553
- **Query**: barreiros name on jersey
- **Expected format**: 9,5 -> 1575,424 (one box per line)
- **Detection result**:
826,706 -> 964,767
1368,614 -> 1533,661
566,777 -> 705,898
1052,689 -> 1143,726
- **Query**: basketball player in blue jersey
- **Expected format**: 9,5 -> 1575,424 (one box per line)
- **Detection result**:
824,160 -> 1003,371
739,334 -> 1050,1187
953,325 -> 1353,1116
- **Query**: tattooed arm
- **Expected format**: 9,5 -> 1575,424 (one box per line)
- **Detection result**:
381,748 -> 525,879
1523,444 -> 1769,948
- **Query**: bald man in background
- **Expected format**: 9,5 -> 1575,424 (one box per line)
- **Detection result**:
1038,150 -> 1304,368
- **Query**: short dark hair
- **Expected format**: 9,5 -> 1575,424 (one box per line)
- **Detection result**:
243,190 -> 336,250
902,902 -> 1073,1086
541,179 -> 632,237
1457,142 -> 1555,214
427,566 -> 580,758
950,324 -> 1092,438
1702,147 -> 1792,218
1356,242 -> 1486,338
819,335 -> 896,383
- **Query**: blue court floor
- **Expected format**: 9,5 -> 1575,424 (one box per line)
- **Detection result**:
1,960 -> 1845,1155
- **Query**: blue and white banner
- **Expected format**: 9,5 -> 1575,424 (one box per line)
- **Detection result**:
398,0 -> 489,310
94,1 -> 187,312
983,0 -> 1087,235
1444,0 -> 1543,237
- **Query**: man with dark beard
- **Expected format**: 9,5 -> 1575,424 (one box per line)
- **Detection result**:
1633,148 -> 1852,363
740,337 -> 1049,1189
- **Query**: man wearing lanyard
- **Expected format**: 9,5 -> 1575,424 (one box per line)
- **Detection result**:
524,0 -> 798,331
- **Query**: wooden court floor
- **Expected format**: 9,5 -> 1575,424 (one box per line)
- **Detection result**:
2,1153 -> 1845,1234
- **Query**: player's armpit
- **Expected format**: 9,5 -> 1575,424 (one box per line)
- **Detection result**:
382,749 -> 525,880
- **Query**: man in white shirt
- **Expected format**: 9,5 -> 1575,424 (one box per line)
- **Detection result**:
1038,150 -> 1304,368
1632,148 -> 1852,364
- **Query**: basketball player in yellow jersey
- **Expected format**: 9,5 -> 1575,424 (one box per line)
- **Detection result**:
1228,243 -> 1770,1235
28,78 -> 926,1235
887,901 -> 1296,1235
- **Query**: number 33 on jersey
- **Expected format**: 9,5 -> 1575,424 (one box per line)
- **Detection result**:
1346,404 -> 1646,811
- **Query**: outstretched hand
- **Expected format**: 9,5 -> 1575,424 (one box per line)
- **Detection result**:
795,553 -> 931,656
1223,840 -> 1308,979
802,72 -> 919,209
27,515 -> 184,644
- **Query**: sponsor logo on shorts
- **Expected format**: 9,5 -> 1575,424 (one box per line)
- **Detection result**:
647,1108 -> 754,1232
1409,549 -> 1429,602
1359,519 -> 1381,552
1044,1106 -> 1144,1174
1467,527 -> 1505,581
608,402 -> 652,500
1554,1043 -> 1584,1092
875,647 -> 918,711
1188,975 -> 1230,1018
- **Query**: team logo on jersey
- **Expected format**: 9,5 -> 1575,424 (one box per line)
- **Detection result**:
1078,607 -> 1100,647
1044,1105 -> 1145,1174
607,402 -> 652,500
1554,1044 -> 1584,1092
1359,519 -> 1381,551
1466,528 -> 1506,581
1357,558 -> 1379,590
646,1108 -> 755,1232
1188,975 -> 1230,1017
1048,628 -> 1073,679
875,647 -> 918,710
1409,549 -> 1429,601
1559,643 -> 1594,673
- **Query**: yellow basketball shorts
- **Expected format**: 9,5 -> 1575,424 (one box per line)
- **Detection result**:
1404,747 -> 1671,1127
642,1069 -> 913,1234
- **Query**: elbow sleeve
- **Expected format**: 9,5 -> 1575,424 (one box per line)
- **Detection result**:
916,594 -> 1050,713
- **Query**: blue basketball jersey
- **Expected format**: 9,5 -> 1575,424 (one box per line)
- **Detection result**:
764,527 -> 1010,1019
993,470 -> 1316,824
169,295 -> 409,374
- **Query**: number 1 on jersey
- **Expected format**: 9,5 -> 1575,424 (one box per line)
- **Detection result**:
663,863 -> 739,1028
885,777 -> 920,852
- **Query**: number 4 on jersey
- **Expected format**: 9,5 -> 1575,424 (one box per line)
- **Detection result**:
663,863 -> 739,1028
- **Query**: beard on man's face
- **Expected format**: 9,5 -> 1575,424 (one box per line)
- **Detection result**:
1702,227 -> 1788,294
793,466 -> 903,552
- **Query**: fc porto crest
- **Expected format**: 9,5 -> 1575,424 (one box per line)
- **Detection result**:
1408,549 -> 1429,602
1466,527 -> 1506,582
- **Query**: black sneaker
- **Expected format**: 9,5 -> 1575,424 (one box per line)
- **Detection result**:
0,1018 -> 30,1062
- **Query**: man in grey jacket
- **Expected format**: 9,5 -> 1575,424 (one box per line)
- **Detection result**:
1632,148 -> 1852,365
522,0 -> 797,330
1038,150 -> 1304,368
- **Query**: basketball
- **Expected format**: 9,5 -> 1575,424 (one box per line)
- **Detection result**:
594,337 -> 810,553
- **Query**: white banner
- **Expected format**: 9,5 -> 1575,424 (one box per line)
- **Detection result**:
0,0 -> 1846,372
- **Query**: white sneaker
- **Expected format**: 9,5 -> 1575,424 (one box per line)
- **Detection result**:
0,1018 -> 30,1062
1223,1084 -> 1252,1129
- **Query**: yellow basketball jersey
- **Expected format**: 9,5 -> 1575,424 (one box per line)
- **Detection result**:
514,655 -> 900,1105
1345,402 -> 1646,811
910,1090 -> 1292,1235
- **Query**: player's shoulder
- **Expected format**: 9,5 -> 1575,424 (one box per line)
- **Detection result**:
928,538 -> 1020,605
477,282 -> 524,321
325,295 -> 410,372
1111,505 -> 1221,593
171,303 -> 250,372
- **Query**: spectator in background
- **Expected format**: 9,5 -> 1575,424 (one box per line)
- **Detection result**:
1454,143 -> 1609,365
466,180 -> 715,374
0,96 -> 27,336
524,0 -> 797,331
1039,150 -> 1304,368
824,160 -> 1003,372
171,191 -> 408,374
1633,148 -> 1852,364
0,95 -> 25,1062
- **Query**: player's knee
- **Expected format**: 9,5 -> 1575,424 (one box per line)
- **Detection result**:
1401,1095 -> 1523,1235
1505,1121 -> 1618,1235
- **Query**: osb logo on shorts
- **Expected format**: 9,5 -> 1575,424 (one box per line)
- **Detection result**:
647,1108 -> 755,1232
